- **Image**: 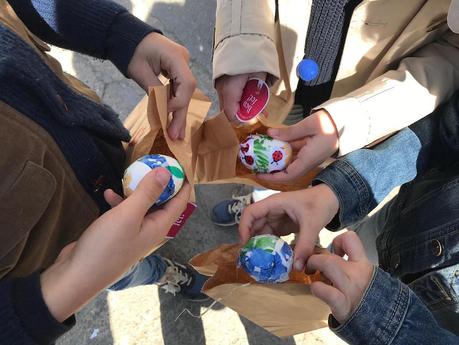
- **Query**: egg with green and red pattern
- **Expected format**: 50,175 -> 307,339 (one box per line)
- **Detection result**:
239,134 -> 292,174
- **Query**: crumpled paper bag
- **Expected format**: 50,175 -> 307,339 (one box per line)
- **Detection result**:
190,244 -> 330,338
123,85 -> 320,192
125,86 -> 318,191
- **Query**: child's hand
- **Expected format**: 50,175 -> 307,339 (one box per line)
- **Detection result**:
257,110 -> 339,182
215,72 -> 267,122
40,168 -> 191,322
307,231 -> 374,324
239,184 -> 339,271
127,32 -> 197,140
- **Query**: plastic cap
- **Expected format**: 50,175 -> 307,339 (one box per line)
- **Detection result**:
296,58 -> 319,82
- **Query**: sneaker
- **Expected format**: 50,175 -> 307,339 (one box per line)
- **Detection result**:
210,193 -> 252,226
157,258 -> 209,301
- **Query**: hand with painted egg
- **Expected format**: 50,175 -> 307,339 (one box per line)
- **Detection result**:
40,169 -> 191,323
123,154 -> 186,206
239,134 -> 293,174
238,234 -> 293,283
239,184 -> 339,272
257,110 -> 339,182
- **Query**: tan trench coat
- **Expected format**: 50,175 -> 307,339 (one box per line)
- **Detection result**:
213,0 -> 459,155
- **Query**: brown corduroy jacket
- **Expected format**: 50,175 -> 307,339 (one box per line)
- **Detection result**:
0,2 -> 100,279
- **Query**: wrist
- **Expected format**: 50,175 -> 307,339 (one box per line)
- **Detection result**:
40,259 -> 74,322
108,12 -> 161,76
40,257 -> 100,323
314,183 -> 340,221
315,109 -> 339,154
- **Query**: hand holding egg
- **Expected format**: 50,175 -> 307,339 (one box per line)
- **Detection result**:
123,154 -> 185,206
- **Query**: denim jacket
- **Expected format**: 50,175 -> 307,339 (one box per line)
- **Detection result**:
330,267 -> 458,344
314,90 -> 459,342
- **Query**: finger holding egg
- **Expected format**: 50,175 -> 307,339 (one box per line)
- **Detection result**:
123,154 -> 185,206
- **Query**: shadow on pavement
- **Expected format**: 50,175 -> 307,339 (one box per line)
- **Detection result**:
57,291 -> 114,345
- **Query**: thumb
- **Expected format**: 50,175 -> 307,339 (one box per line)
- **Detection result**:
121,168 -> 170,216
267,122 -> 311,142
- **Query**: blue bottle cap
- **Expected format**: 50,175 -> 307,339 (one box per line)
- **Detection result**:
296,58 -> 319,82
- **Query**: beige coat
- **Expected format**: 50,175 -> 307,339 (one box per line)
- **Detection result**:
213,0 -> 459,156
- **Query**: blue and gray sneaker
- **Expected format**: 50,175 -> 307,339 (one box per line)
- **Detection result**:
158,258 -> 209,301
210,193 -> 252,226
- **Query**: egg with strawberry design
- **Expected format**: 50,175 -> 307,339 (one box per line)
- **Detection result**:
239,134 -> 292,173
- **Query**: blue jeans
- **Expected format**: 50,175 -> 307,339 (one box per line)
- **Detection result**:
108,254 -> 167,291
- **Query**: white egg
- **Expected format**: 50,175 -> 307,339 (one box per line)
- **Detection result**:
122,154 -> 185,206
239,134 -> 292,173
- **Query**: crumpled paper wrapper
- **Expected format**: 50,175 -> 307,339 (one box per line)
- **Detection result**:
190,244 -> 330,338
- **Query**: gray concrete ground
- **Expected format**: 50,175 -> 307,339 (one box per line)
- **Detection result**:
52,1 -> 345,344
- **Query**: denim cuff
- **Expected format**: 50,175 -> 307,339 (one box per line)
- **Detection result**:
313,160 -> 372,230
330,267 -> 410,345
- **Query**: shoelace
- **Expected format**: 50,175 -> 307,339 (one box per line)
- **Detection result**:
227,194 -> 252,224
159,259 -> 192,295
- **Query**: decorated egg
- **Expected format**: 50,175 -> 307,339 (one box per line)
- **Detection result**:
123,154 -> 185,206
238,234 -> 293,283
239,134 -> 292,173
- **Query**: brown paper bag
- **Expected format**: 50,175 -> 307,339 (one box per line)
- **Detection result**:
124,85 -> 320,192
190,244 -> 330,338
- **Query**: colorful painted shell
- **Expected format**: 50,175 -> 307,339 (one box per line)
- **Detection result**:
239,134 -> 292,173
238,234 -> 293,283
122,154 -> 185,206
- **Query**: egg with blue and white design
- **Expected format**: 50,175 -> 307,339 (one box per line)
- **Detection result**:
238,234 -> 293,283
122,154 -> 185,206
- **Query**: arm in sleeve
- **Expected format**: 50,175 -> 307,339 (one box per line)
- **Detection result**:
213,0 -> 280,85
319,31 -> 459,156
330,267 -> 459,345
313,89 -> 459,229
7,0 -> 161,75
0,273 -> 74,345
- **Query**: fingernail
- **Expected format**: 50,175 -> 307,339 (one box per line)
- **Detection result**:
294,259 -> 304,271
268,128 -> 279,137
156,168 -> 170,186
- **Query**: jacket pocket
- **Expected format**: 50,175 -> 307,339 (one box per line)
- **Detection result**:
0,161 -> 56,277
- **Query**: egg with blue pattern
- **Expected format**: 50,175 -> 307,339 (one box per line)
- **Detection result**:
238,234 -> 293,283
123,154 -> 185,206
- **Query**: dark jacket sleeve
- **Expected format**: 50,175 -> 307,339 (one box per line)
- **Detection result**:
0,273 -> 74,345
7,0 -> 161,75
313,89 -> 459,230
330,267 -> 459,345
